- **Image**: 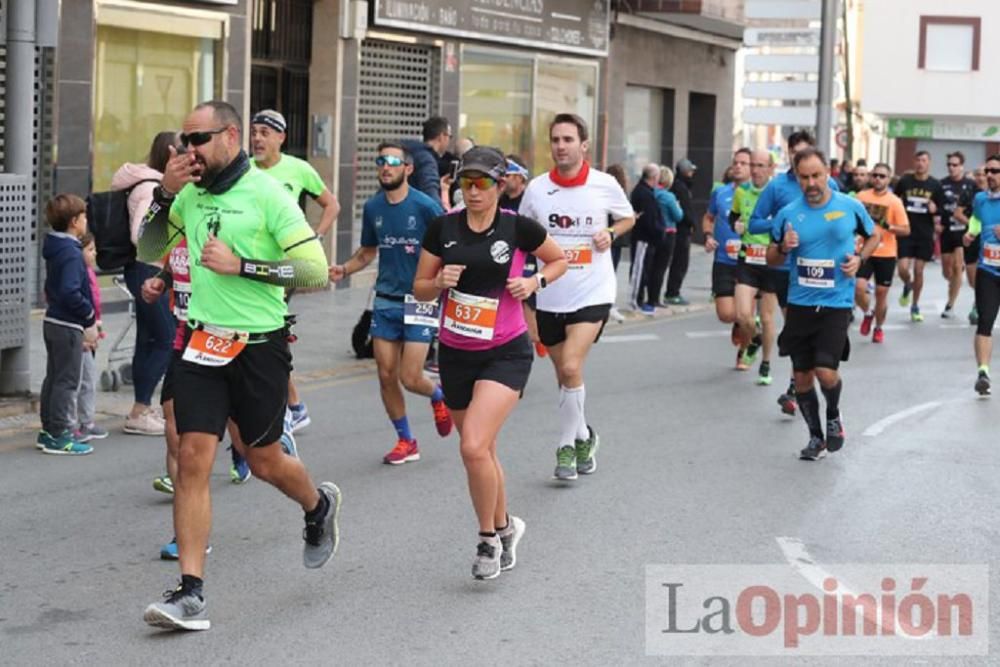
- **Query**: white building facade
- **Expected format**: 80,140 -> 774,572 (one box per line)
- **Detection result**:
860,0 -> 999,174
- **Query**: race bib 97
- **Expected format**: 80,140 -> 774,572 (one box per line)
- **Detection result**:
564,245 -> 593,268
796,257 -> 835,288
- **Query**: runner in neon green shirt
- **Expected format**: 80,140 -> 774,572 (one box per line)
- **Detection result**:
137,101 -> 340,633
731,148 -> 778,386
250,110 -> 339,238
250,109 -> 341,432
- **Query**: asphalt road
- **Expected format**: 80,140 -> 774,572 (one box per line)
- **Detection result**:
2,269 -> 998,665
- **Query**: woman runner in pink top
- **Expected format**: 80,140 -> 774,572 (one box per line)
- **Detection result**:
413,146 -> 567,580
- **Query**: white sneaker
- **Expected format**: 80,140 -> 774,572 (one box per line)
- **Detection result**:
124,409 -> 166,436
609,306 -> 625,323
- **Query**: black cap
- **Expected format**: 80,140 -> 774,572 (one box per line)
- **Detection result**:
458,146 -> 506,180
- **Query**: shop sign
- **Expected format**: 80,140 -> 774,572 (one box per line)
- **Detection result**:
373,0 -> 610,57
887,118 -> 1000,142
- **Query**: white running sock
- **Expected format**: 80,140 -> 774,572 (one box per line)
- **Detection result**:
558,385 -> 588,446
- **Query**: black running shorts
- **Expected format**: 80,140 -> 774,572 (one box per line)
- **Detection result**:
856,257 -> 896,287
965,236 -> 981,266
172,328 -> 291,447
737,259 -> 790,308
940,230 -> 967,255
159,349 -> 184,405
778,305 -> 852,371
712,262 -> 738,298
897,234 -> 934,261
536,304 -> 610,348
438,334 -> 533,411
975,269 -> 1000,337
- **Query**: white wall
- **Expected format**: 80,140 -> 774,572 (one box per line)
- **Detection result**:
861,1 -> 1000,117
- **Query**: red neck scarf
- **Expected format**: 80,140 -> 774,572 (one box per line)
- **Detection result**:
549,161 -> 590,187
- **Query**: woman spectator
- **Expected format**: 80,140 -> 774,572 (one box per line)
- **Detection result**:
111,131 -> 178,435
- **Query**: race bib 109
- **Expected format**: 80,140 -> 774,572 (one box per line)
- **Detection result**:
796,257 -> 835,288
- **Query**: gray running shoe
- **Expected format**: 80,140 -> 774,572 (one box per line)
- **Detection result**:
472,538 -> 502,580
499,516 -> 525,571
303,482 -> 342,569
575,426 -> 600,475
552,445 -> 578,481
143,585 -> 210,631
799,436 -> 828,461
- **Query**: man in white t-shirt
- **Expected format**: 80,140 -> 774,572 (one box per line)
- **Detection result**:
519,113 -> 635,481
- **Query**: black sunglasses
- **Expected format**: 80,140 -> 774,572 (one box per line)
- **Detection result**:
871,173 -> 889,179
947,162 -> 962,168
985,168 -> 1000,175
180,127 -> 228,147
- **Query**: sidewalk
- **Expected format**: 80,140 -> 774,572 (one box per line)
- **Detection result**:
0,247 -> 713,441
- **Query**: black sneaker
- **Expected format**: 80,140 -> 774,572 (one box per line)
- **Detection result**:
975,371 -> 991,396
826,416 -> 845,452
777,393 -> 797,416
144,583 -> 210,631
799,436 -> 827,461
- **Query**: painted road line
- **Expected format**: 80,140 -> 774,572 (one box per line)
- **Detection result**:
600,334 -> 661,343
861,401 -> 941,437
776,536 -> 934,641
685,330 -> 730,339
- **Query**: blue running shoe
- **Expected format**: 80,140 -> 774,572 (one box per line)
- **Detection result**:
288,404 -> 311,433
40,430 -> 93,456
160,537 -> 213,560
229,447 -> 252,484
281,431 -> 299,459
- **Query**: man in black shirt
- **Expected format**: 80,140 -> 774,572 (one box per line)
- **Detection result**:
938,151 -> 978,319
665,158 -> 697,305
894,150 -> 945,322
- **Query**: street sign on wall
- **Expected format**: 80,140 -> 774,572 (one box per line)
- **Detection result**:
887,118 -> 1000,142
373,0 -> 610,57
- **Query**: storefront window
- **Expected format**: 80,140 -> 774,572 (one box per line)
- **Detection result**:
460,49 -> 597,175
533,60 -> 597,174
624,85 -> 664,186
93,25 -> 221,190
459,51 -> 533,169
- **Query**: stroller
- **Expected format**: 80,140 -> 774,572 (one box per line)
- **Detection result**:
99,274 -> 136,392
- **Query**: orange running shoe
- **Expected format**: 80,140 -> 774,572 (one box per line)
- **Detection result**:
432,400 -> 453,437
383,438 -> 420,465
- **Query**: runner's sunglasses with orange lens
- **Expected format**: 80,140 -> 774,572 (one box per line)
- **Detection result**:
459,175 -> 497,190
179,127 -> 228,147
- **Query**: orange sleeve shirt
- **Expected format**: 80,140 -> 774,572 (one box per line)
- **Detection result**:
858,189 -> 908,258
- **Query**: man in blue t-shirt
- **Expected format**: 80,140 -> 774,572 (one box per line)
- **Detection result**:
750,130 -> 841,416
329,141 -> 452,464
767,147 -> 878,461
702,148 -> 749,366
966,154 -> 1000,396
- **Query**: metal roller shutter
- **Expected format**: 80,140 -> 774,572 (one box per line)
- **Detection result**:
353,39 -> 439,241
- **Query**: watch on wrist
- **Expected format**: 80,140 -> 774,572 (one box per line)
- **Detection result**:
607,228 -> 616,242
535,273 -> 547,291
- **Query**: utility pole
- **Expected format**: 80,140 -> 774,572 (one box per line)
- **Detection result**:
816,0 -> 837,155
0,0 -> 37,394
841,0 -> 854,162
